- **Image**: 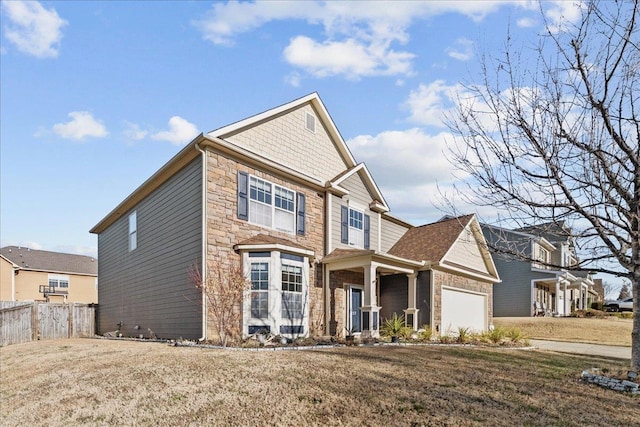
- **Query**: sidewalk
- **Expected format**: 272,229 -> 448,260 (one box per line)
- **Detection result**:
530,339 -> 631,359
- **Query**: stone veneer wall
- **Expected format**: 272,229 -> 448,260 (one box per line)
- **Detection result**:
328,270 -> 364,336
203,149 -> 326,339
431,270 -> 494,334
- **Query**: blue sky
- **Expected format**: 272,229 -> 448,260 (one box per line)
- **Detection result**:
1,1 -> 586,259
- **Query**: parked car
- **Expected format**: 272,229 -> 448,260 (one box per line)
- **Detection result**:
602,297 -> 634,312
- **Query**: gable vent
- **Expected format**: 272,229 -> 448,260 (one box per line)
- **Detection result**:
305,112 -> 316,133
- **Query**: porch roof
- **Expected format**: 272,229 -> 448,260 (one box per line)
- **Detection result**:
322,248 -> 424,274
234,234 -> 315,259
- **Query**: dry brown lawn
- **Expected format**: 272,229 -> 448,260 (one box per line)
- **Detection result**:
494,316 -> 633,346
1,338 -> 636,427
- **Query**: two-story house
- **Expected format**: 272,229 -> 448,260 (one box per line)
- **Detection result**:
0,246 -> 98,303
90,93 -> 500,341
483,222 -> 597,317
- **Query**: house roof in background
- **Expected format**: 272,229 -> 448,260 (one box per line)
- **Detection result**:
388,214 -> 475,263
0,246 -> 97,276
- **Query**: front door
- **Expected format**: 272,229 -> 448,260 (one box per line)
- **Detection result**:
349,287 -> 363,333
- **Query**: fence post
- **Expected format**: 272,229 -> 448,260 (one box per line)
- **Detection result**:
31,302 -> 38,341
68,303 -> 73,338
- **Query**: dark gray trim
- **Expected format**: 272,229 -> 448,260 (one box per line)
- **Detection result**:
237,171 -> 248,220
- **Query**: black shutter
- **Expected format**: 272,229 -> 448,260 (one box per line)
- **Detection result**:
341,205 -> 349,244
296,192 -> 306,235
237,171 -> 248,220
364,214 -> 370,249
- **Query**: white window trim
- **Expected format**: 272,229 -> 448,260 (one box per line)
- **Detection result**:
248,175 -> 296,234
48,274 -> 70,289
128,211 -> 137,251
348,207 -> 364,248
242,251 -> 309,338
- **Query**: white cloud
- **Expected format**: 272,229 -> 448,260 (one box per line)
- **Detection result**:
283,36 -> 413,79
404,81 -> 465,128
544,0 -> 585,33
517,17 -> 537,28
195,1 -> 532,80
446,38 -> 474,61
347,128 -> 461,187
2,0 -> 67,58
52,111 -> 109,141
151,116 -> 199,145
123,122 -> 148,141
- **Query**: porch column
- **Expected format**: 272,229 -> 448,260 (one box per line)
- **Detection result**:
555,280 -> 561,316
403,273 -> 419,330
361,263 -> 380,338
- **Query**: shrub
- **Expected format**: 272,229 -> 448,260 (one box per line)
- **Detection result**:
381,313 -> 406,337
418,325 -> 433,341
484,326 -> 506,344
505,327 -> 526,344
591,302 -> 603,311
456,327 -> 472,343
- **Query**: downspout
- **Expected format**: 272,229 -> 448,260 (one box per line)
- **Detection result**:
195,141 -> 208,341
324,191 -> 332,335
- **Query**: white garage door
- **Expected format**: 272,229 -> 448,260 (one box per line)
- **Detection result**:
441,288 -> 487,334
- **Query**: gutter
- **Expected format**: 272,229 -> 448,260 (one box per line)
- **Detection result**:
195,141 -> 208,341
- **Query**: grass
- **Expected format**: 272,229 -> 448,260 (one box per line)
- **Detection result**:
494,316 -> 633,346
1,338 -> 637,426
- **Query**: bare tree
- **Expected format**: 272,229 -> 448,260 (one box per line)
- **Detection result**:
189,261 -> 249,347
447,1 -> 640,369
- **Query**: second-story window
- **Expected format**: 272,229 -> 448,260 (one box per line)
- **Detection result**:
239,173 -> 301,234
128,211 -> 137,251
349,208 -> 364,247
537,246 -> 549,266
340,205 -> 370,249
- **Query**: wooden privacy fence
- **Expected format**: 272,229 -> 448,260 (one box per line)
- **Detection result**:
0,302 -> 96,346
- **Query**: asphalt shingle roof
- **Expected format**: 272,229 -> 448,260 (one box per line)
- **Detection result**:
0,246 -> 97,275
388,214 -> 475,263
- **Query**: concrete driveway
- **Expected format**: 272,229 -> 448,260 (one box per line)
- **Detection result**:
530,339 -> 631,359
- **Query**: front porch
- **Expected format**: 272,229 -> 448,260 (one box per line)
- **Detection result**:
532,274 -> 596,316
323,249 -> 424,338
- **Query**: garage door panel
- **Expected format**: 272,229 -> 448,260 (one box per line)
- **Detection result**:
441,288 -> 487,334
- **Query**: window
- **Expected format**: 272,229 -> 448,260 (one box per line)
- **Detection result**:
48,275 -> 69,289
538,246 -> 549,264
243,174 -> 297,233
349,209 -> 364,247
243,250 -> 309,338
128,211 -> 137,251
341,205 -> 370,249
274,186 -> 295,233
250,262 -> 269,319
281,263 -> 303,319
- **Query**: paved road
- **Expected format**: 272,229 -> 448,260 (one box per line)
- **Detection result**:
530,339 -> 631,359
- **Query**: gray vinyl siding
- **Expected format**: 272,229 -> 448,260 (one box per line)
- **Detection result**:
380,274 -> 408,321
490,256 -> 533,317
380,217 -> 409,253
97,158 -> 203,339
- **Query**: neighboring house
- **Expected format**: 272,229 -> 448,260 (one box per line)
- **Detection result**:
483,222 -> 597,317
90,93 -> 500,341
0,246 -> 98,303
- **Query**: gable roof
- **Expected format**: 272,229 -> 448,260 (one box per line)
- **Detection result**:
328,163 -> 389,212
208,92 -> 357,169
388,215 -> 476,263
0,246 -> 97,276
388,214 -> 499,282
91,93 -> 356,235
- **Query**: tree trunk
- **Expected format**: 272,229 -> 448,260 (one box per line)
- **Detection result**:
632,275 -> 640,371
